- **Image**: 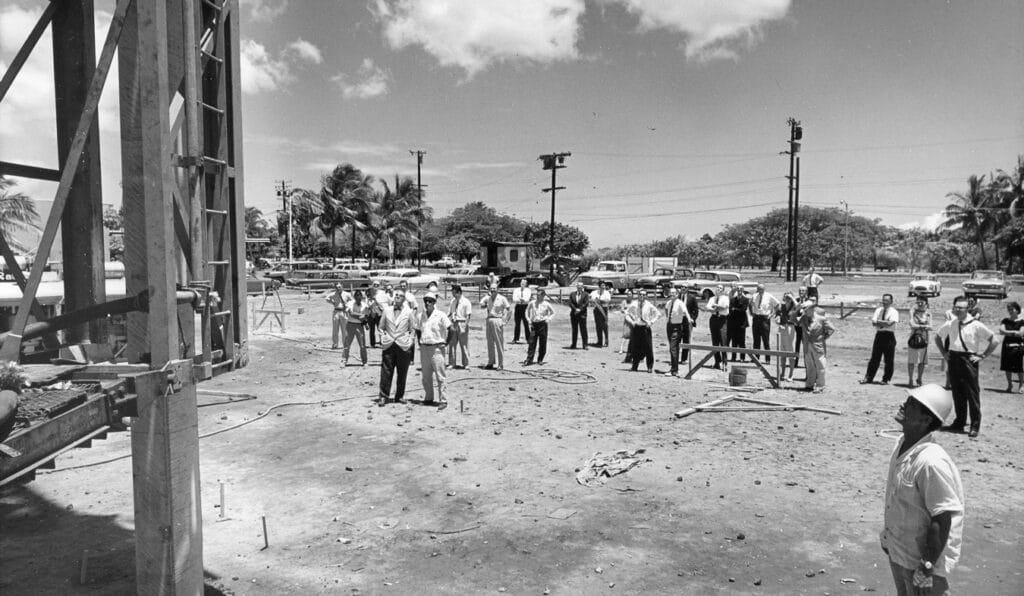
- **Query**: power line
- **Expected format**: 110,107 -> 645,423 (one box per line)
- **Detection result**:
563,199 -> 779,223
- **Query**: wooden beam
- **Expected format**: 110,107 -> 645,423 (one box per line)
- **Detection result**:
0,0 -> 130,362
0,161 -> 60,181
54,0 -> 107,344
225,0 -> 248,362
0,0 -> 57,103
0,232 -> 61,349
128,365 -> 203,595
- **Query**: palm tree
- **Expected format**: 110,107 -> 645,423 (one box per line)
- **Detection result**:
0,176 -> 40,254
992,155 -> 1024,272
941,174 -> 993,269
322,164 -> 373,263
363,175 -> 430,267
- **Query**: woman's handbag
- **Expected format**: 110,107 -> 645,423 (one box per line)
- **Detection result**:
908,330 -> 928,349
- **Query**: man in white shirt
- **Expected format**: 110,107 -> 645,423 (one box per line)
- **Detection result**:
881,384 -> 964,595
934,296 -> 997,437
511,278 -> 532,344
591,281 -> 614,348
663,287 -> 692,376
325,284 -> 352,349
446,285 -> 472,369
748,283 -> 780,363
415,292 -> 452,410
627,290 -> 660,373
706,284 -> 730,369
480,284 -> 511,370
861,293 -> 900,385
802,266 -> 824,300
523,288 -> 555,366
377,291 -> 414,406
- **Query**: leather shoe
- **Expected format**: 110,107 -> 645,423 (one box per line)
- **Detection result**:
522,360 -> 533,366
968,428 -> 979,438
940,425 -> 965,434
858,379 -> 872,384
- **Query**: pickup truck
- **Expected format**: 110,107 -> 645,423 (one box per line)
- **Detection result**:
675,270 -> 760,300
578,261 -> 637,292
634,267 -> 695,297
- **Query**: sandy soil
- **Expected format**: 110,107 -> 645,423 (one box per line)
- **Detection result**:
2,279 -> 1023,595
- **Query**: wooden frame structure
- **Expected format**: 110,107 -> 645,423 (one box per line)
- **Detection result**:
679,343 -> 796,388
0,1 -> 247,592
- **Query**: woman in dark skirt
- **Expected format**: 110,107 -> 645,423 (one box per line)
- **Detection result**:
998,301 -> 1024,393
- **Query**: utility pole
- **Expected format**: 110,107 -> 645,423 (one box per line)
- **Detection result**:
783,118 -> 802,281
409,150 -> 426,267
539,152 -> 571,279
841,200 -> 850,276
793,156 -> 801,279
275,180 -> 292,263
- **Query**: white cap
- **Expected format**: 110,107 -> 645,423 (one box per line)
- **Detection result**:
908,383 -> 953,423
423,292 -> 438,302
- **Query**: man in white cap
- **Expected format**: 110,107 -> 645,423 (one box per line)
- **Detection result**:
415,291 -> 451,410
881,384 -> 964,596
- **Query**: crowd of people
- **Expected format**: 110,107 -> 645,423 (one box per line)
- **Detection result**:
322,275 -> 1024,425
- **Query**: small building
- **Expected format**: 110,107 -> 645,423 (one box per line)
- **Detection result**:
480,241 -> 534,274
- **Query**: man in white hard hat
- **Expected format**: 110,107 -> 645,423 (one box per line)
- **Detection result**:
414,291 -> 451,410
880,384 -> 965,596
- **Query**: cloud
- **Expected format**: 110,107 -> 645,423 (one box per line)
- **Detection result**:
285,38 -> 323,64
242,0 -> 288,23
373,0 -> 585,77
612,0 -> 792,61
899,212 -> 945,232
332,59 -> 391,100
240,37 -> 323,94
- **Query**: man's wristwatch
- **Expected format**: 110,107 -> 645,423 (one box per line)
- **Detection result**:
919,560 -> 933,574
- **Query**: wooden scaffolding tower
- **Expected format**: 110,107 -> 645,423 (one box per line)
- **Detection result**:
0,0 -> 248,592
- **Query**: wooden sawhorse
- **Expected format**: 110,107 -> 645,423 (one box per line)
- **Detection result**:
678,344 -> 798,389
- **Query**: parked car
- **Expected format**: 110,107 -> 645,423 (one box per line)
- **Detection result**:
376,268 -> 441,290
962,270 -> 1010,300
431,256 -> 458,269
676,270 -> 759,300
635,266 -> 695,297
441,266 -> 498,287
333,263 -> 369,273
908,274 -> 941,298
246,275 -> 280,295
578,260 -> 637,292
265,260 -> 320,281
498,270 -> 553,288
283,269 -> 368,290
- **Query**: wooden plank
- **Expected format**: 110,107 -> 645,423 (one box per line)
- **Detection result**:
0,161 -> 61,181
0,0 -> 57,103
0,425 -> 111,487
747,356 -> 780,389
674,395 -> 735,419
54,0 -> 107,344
678,343 -> 796,359
0,0 -> 130,362
0,393 -> 113,481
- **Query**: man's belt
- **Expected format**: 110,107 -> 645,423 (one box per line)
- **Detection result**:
753,314 -> 771,319
421,342 -> 445,346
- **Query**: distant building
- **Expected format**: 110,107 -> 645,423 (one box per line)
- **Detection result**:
479,241 -> 534,274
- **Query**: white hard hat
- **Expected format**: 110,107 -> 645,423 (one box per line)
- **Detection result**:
423,292 -> 438,302
908,383 -> 953,423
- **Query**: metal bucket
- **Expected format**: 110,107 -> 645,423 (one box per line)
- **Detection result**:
728,367 -> 748,387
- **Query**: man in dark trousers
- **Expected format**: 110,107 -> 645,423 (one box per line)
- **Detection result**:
510,278 -> 532,344
663,287 -> 697,376
628,290 -> 659,372
377,291 -> 415,406
934,296 -> 997,438
568,281 -> 590,350
861,293 -> 899,385
748,283 -> 780,363
727,282 -> 750,362
706,284 -> 730,369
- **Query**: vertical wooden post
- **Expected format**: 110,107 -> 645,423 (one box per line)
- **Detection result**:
225,0 -> 249,355
120,1 -> 203,593
53,0 -> 107,344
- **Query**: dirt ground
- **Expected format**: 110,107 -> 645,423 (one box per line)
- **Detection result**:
2,277 -> 1023,595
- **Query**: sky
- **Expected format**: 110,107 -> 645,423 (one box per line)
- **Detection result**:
2,0 -> 1023,249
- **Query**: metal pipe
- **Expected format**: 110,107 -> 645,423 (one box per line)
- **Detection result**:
0,290 -> 199,344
